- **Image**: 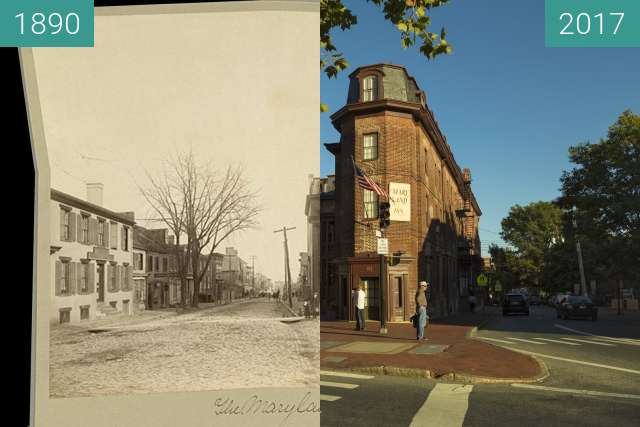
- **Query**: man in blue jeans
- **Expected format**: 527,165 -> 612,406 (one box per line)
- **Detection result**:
354,285 -> 366,331
415,281 -> 429,340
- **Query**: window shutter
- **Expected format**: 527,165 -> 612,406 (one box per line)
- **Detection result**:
121,227 -> 125,250
127,265 -> 133,291
77,215 -> 83,243
88,263 -> 95,293
89,218 -> 98,245
69,212 -> 77,242
69,262 -> 77,295
59,209 -> 65,241
103,222 -> 110,248
55,261 -> 62,296
107,265 -> 113,292
111,223 -> 118,249
115,265 -> 122,291
75,263 -> 82,294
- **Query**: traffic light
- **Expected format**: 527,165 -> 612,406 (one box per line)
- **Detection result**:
379,201 -> 391,229
388,251 -> 402,266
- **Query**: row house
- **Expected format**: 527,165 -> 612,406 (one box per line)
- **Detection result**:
322,63 -> 483,322
134,226 -> 181,309
50,184 -> 135,324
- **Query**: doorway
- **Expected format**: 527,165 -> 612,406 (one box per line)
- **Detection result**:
391,274 -> 406,321
361,277 -> 379,320
97,263 -> 105,302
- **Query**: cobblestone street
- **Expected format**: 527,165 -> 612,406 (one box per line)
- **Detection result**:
50,298 -> 319,398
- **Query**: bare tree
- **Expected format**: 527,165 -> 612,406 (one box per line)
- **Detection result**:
141,151 -> 261,308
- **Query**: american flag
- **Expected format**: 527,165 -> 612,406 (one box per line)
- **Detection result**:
352,159 -> 389,199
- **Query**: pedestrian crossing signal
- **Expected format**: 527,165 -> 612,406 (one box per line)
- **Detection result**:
379,201 -> 391,229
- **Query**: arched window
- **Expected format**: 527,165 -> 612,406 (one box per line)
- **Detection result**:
362,75 -> 378,102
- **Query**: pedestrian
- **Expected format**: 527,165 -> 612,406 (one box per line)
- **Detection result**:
353,285 -> 366,331
415,281 -> 429,341
304,300 -> 310,319
469,291 -> 476,313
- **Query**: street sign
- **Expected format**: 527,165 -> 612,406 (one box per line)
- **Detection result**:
377,238 -> 389,255
477,274 -> 488,286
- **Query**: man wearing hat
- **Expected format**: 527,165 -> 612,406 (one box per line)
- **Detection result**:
415,281 -> 429,340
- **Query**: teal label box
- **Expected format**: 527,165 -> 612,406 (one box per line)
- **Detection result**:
545,0 -> 640,47
0,0 -> 93,47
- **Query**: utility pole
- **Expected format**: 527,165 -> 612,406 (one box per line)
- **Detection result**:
571,208 -> 587,297
275,226 -> 296,309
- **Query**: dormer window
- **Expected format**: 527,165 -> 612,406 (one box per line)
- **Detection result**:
362,75 -> 378,102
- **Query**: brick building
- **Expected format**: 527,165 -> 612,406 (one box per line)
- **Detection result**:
321,63 -> 483,322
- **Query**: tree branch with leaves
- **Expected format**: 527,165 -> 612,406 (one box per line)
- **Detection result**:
321,0 -> 453,112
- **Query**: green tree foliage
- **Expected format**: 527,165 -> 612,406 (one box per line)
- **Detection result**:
558,110 -> 640,280
498,201 -> 565,289
321,0 -> 453,111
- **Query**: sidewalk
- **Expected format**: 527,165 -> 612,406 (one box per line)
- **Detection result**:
321,309 -> 545,382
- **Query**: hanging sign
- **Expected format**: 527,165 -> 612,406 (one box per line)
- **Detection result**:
389,182 -> 411,222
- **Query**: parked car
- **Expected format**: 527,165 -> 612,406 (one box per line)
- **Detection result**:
502,293 -> 530,316
556,295 -> 598,320
551,293 -> 570,308
528,295 -> 542,306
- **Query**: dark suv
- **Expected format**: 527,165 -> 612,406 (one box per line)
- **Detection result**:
502,293 -> 530,316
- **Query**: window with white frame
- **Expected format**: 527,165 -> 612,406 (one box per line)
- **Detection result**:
60,262 -> 70,294
80,263 -> 88,292
363,134 -> 378,160
363,189 -> 379,219
61,208 -> 71,240
81,215 -> 89,244
362,75 -> 378,102
97,219 -> 105,246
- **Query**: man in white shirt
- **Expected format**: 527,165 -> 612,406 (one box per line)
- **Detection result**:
353,285 -> 366,331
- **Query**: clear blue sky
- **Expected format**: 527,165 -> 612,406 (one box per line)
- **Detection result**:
321,0 -> 640,254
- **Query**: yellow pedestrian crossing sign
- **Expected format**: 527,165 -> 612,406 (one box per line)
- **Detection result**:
477,274 -> 488,286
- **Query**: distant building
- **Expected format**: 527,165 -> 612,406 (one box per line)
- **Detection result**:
220,247 -> 246,301
50,184 -> 135,324
305,175 -> 322,301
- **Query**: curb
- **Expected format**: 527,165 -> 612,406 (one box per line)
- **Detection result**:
279,300 -> 298,317
337,355 -> 549,385
466,316 -> 493,338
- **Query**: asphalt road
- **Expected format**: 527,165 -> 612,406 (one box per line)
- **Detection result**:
320,306 -> 640,427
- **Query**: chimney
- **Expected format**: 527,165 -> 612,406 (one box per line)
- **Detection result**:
86,183 -> 103,206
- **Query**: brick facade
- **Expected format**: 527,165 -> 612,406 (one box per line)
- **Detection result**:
321,63 -> 483,323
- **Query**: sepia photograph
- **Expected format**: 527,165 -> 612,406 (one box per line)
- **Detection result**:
25,2 -> 319,423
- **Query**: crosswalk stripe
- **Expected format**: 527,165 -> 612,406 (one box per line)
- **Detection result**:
409,384 -> 473,427
320,394 -> 342,402
562,337 -> 615,346
533,338 -> 580,346
511,384 -> 640,400
509,348 -> 640,375
476,337 -> 515,344
320,370 -> 375,380
506,337 -> 547,345
554,324 -> 640,346
320,380 -> 359,389
591,337 -> 640,346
